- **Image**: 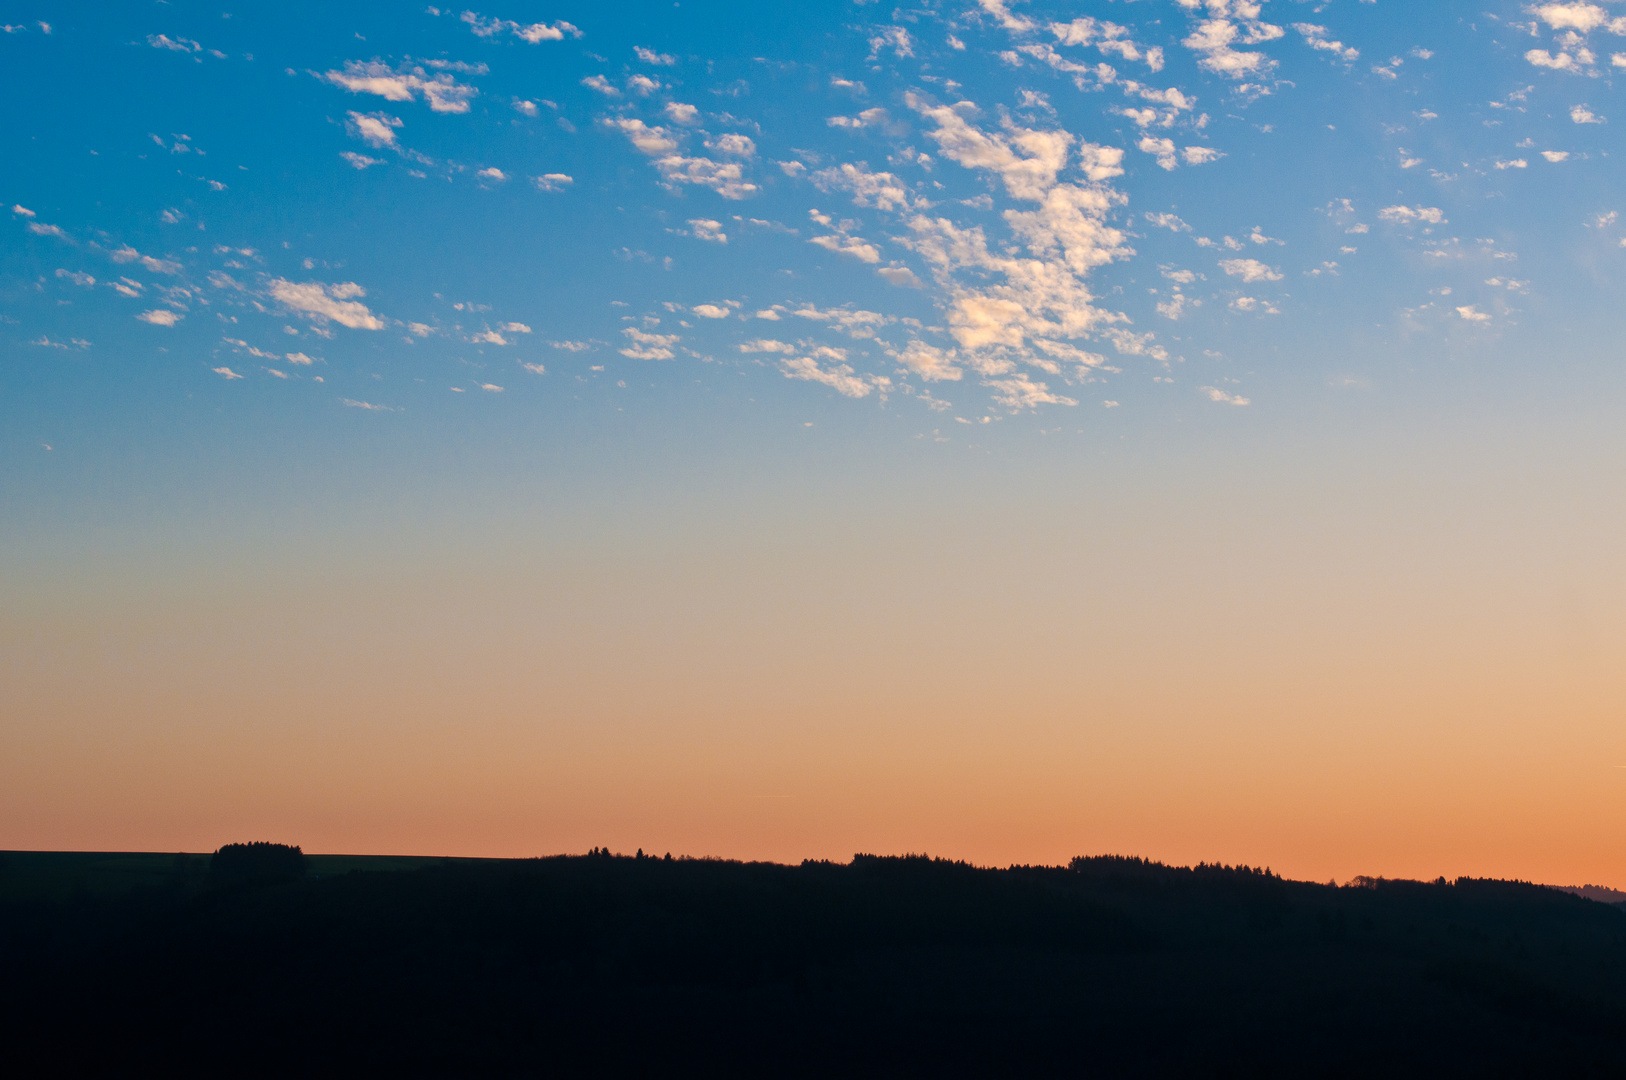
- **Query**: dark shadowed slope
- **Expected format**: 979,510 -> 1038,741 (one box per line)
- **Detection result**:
3,850 -> 1624,1077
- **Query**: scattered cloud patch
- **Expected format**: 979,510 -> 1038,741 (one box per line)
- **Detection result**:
324,60 -> 478,113
1201,385 -> 1250,405
1378,205 -> 1446,225
267,279 -> 385,329
1218,258 -> 1283,283
460,11 -> 579,43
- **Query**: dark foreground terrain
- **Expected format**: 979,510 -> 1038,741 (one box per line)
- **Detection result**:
3,848 -> 1625,1077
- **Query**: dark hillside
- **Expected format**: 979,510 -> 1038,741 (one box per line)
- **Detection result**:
2,850 -> 1624,1076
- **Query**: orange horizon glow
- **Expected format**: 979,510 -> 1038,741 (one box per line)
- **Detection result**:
6,429 -> 1623,890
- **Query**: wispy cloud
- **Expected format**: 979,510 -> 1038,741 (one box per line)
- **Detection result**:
267,279 -> 385,329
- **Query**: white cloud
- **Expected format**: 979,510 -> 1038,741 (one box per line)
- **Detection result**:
665,102 -> 700,124
138,309 -> 183,326
1526,48 -> 1593,71
267,279 -> 385,329
1032,338 -> 1110,373
811,162 -> 917,211
706,133 -> 756,157
738,338 -> 796,354
780,347 -> 878,398
810,232 -> 883,263
581,74 -> 619,96
689,218 -> 727,243
479,382 -> 504,392
979,0 -> 1035,33
460,11 -> 579,43
868,26 -> 914,59
1456,305 -> 1492,322
213,366 -> 243,379
471,329 -> 508,344
513,99 -> 539,116
27,221 -> 69,239
900,96 -> 1137,370
1047,16 -> 1164,71
1145,211 -> 1190,232
692,304 -> 731,318
908,94 -> 1071,200
341,398 -> 397,410
1139,136 -> 1179,170
55,269 -> 95,287
346,110 -> 402,147
477,166 -> 508,181
789,304 -> 891,339
1293,22 -> 1359,63
1183,146 -> 1224,166
627,74 -> 661,96
878,265 -> 924,287
1571,104 -> 1603,123
1533,3 -> 1626,34
835,108 -> 889,133
604,118 -> 759,199
520,361 -> 546,374
1156,293 -> 1199,320
635,46 -> 677,65
620,326 -> 679,359
604,117 -> 678,152
649,154 -> 757,199
285,351 -> 316,365
1377,205 -> 1447,225
986,372 -> 1076,409
534,173 -> 573,191
341,151 -> 384,169
12,204 -> 34,217
324,60 -> 478,113
1200,385 -> 1250,405
1079,144 -> 1125,181
1543,150 -> 1572,161
887,339 -> 963,381
502,322 -> 531,333
1182,12 -> 1282,80
148,34 -> 200,53
109,246 -> 183,274
1218,258 -> 1283,282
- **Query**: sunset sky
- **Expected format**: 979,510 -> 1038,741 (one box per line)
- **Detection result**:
3,0 -> 1624,886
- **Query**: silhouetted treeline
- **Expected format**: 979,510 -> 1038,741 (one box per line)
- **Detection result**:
209,842 -> 305,886
3,849 -> 1625,1077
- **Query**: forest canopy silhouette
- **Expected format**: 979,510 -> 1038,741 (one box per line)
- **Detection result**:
4,847 -> 1626,1075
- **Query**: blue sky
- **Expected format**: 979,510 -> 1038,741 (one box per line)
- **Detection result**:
6,0 -> 1625,427
4,2 -> 1626,872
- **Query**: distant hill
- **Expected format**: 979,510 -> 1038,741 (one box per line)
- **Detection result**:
1557,883 -> 1626,905
3,849 -> 1625,1076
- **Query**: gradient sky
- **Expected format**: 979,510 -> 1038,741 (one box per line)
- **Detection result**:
3,0 -> 1625,885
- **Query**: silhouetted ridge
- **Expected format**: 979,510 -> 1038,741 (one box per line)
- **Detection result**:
209,842 -> 304,886
3,848 -> 1624,1076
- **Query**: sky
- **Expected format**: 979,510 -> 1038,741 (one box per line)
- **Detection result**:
3,0 -> 1625,885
